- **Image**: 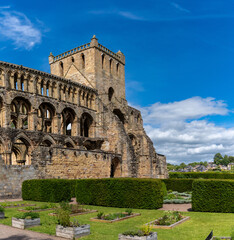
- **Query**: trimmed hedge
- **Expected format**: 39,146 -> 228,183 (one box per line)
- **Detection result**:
75,178 -> 164,209
192,179 -> 234,213
22,179 -> 71,202
169,172 -> 234,179
163,179 -> 194,192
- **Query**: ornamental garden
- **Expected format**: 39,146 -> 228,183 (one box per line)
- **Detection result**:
0,174 -> 233,240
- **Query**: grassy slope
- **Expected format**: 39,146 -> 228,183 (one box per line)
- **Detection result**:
0,201 -> 233,240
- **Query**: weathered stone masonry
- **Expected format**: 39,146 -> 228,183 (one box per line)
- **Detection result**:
0,36 -> 168,198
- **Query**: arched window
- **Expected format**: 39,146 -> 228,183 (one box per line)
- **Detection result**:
102,54 -> 105,69
41,80 -> 44,95
46,82 -> 50,97
80,112 -> 93,137
14,73 -> 18,90
11,137 -> 31,165
81,54 -> 85,69
62,108 -> 76,136
116,63 -> 119,74
38,103 -> 55,133
20,75 -> 24,91
108,87 -> 114,101
71,57 -> 75,63
113,109 -> 125,124
60,61 -> 64,76
109,59 -> 112,73
110,157 -> 121,178
10,97 -> 30,130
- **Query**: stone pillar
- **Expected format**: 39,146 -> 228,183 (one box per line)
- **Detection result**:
2,104 -> 11,128
43,82 -> 47,96
28,110 -> 38,131
53,113 -> 61,134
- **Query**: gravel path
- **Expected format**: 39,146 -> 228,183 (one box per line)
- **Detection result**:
0,224 -> 65,240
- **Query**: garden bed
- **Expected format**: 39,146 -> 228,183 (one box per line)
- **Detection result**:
163,191 -> 191,204
212,237 -> 232,240
49,209 -> 97,216
0,203 -> 36,209
118,232 -> 157,240
146,211 -> 190,229
18,208 -> 55,213
91,212 -> 141,223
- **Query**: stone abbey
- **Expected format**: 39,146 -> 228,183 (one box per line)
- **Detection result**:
0,36 -> 168,198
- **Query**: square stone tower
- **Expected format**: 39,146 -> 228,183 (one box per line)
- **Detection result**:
49,35 -> 126,105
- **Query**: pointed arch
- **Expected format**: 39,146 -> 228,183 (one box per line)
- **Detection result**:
80,112 -> 93,137
41,135 -> 56,147
64,137 -> 76,148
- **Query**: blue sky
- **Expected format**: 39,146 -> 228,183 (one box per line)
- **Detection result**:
1,0 -> 234,164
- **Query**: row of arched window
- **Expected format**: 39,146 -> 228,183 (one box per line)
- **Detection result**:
0,96 -> 94,138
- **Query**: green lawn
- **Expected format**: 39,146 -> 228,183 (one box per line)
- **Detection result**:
0,201 -> 233,240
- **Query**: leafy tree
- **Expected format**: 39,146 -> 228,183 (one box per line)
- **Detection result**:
228,156 -> 234,163
222,155 -> 230,166
214,153 -> 223,165
179,163 -> 187,169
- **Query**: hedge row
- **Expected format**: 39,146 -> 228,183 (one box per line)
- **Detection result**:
22,179 -> 71,202
192,179 -> 234,213
163,179 -> 194,192
169,172 -> 234,179
75,178 -> 164,209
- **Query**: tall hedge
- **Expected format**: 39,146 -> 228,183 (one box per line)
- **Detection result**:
169,172 -> 234,179
22,179 -> 71,202
75,178 -> 164,209
192,179 -> 234,213
163,179 -> 194,192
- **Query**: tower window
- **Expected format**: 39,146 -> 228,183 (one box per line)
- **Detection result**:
60,61 -> 64,76
81,54 -> 85,69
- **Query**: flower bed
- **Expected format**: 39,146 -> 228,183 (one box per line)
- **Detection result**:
12,212 -> 40,229
163,191 -> 191,204
18,203 -> 57,212
146,211 -> 190,229
212,237 -> 232,240
0,203 -> 36,209
91,209 -> 140,223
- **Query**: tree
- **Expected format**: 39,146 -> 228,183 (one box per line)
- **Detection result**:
179,163 -> 187,169
228,156 -> 234,163
214,153 -> 223,165
222,155 -> 230,166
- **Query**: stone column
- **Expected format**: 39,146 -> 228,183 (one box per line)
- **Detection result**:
2,104 -> 11,128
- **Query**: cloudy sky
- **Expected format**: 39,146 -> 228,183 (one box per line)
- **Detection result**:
0,0 -> 234,164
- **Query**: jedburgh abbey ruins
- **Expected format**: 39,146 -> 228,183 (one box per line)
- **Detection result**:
0,36 -> 168,198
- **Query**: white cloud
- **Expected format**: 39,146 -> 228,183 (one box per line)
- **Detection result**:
171,2 -> 190,13
138,97 -> 234,164
0,8 -> 42,50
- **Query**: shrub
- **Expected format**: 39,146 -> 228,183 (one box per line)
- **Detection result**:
22,179 -> 71,203
192,179 -> 234,213
122,230 -> 144,237
14,212 -> 40,219
169,172 -> 234,179
75,178 -> 164,209
0,206 -> 4,213
163,179 -> 194,192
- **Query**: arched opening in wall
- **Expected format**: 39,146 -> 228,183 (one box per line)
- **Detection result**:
109,59 -> 112,73
62,108 -> 76,136
0,139 -> 4,163
110,157 -> 121,178
71,57 -> 75,63
0,97 -> 2,127
113,109 -> 125,124
129,133 -> 137,148
60,61 -> 64,76
136,114 -> 141,123
41,80 -> 44,95
65,142 -> 74,148
11,138 -> 31,165
10,97 -> 31,130
81,54 -> 85,69
46,82 -> 50,97
41,139 -> 53,147
116,63 -> 119,75
86,94 -> 89,107
108,87 -> 114,101
102,54 -> 105,69
80,112 -> 93,137
20,75 -> 24,91
14,73 -> 18,90
38,102 -> 55,133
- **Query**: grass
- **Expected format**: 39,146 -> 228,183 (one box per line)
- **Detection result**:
0,201 -> 233,239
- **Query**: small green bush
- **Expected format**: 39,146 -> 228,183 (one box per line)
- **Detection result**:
163,179 -> 194,192
14,212 -> 40,219
0,206 -> 4,213
169,172 -> 234,179
192,179 -> 234,213
75,178 -> 164,209
22,179 -> 71,203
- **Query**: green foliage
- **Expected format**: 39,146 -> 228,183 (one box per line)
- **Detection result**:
22,179 -> 71,203
214,153 -> 234,166
0,206 -> 4,213
97,212 -> 104,219
14,212 -> 40,219
56,208 -> 70,227
169,172 -> 234,179
214,153 -> 223,165
163,191 -> 191,204
192,179 -> 234,213
59,202 -> 71,212
155,211 -> 183,226
163,179 -> 194,192
75,178 -> 164,209
125,208 -> 133,215
140,225 -> 152,236
122,230 -> 144,237
103,212 -> 127,220
161,181 -> 167,196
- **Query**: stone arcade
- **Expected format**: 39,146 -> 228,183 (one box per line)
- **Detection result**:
0,36 -> 168,198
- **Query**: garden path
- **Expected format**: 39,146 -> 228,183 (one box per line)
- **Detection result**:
159,203 -> 192,212
0,224 -> 65,240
